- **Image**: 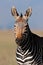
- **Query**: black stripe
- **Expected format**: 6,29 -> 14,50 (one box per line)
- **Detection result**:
17,48 -> 21,54
16,58 -> 24,63
16,53 -> 22,59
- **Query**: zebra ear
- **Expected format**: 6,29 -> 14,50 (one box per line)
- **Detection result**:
11,6 -> 19,20
23,7 -> 32,20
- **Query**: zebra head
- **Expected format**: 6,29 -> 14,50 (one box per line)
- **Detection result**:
11,6 -> 32,45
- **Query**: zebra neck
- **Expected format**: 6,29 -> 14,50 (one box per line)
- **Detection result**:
18,31 -> 34,54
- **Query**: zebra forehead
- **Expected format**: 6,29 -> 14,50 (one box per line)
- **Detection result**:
15,13 -> 25,22
16,17 -> 26,23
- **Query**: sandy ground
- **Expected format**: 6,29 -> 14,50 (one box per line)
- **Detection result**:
0,29 -> 43,65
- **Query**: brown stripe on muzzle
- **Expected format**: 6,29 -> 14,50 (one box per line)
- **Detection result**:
14,23 -> 23,39
15,28 -> 22,39
14,19 -> 27,39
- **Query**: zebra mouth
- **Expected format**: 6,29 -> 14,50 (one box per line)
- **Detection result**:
15,38 -> 23,45
15,33 -> 27,46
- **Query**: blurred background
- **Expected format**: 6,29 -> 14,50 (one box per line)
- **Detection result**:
0,0 -> 43,65
0,0 -> 43,30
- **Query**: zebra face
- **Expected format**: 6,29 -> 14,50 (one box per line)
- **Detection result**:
14,17 -> 29,45
11,6 -> 32,45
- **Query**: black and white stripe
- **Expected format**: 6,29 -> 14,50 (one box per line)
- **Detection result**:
15,24 -> 43,65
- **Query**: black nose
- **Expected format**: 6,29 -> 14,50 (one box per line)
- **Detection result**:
15,37 -> 22,44
15,38 -> 21,45
16,38 -> 18,41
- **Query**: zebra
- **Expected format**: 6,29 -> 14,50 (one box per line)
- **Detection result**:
11,6 -> 43,65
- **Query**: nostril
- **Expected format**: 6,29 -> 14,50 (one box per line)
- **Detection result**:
15,38 -> 20,43
15,38 -> 18,41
